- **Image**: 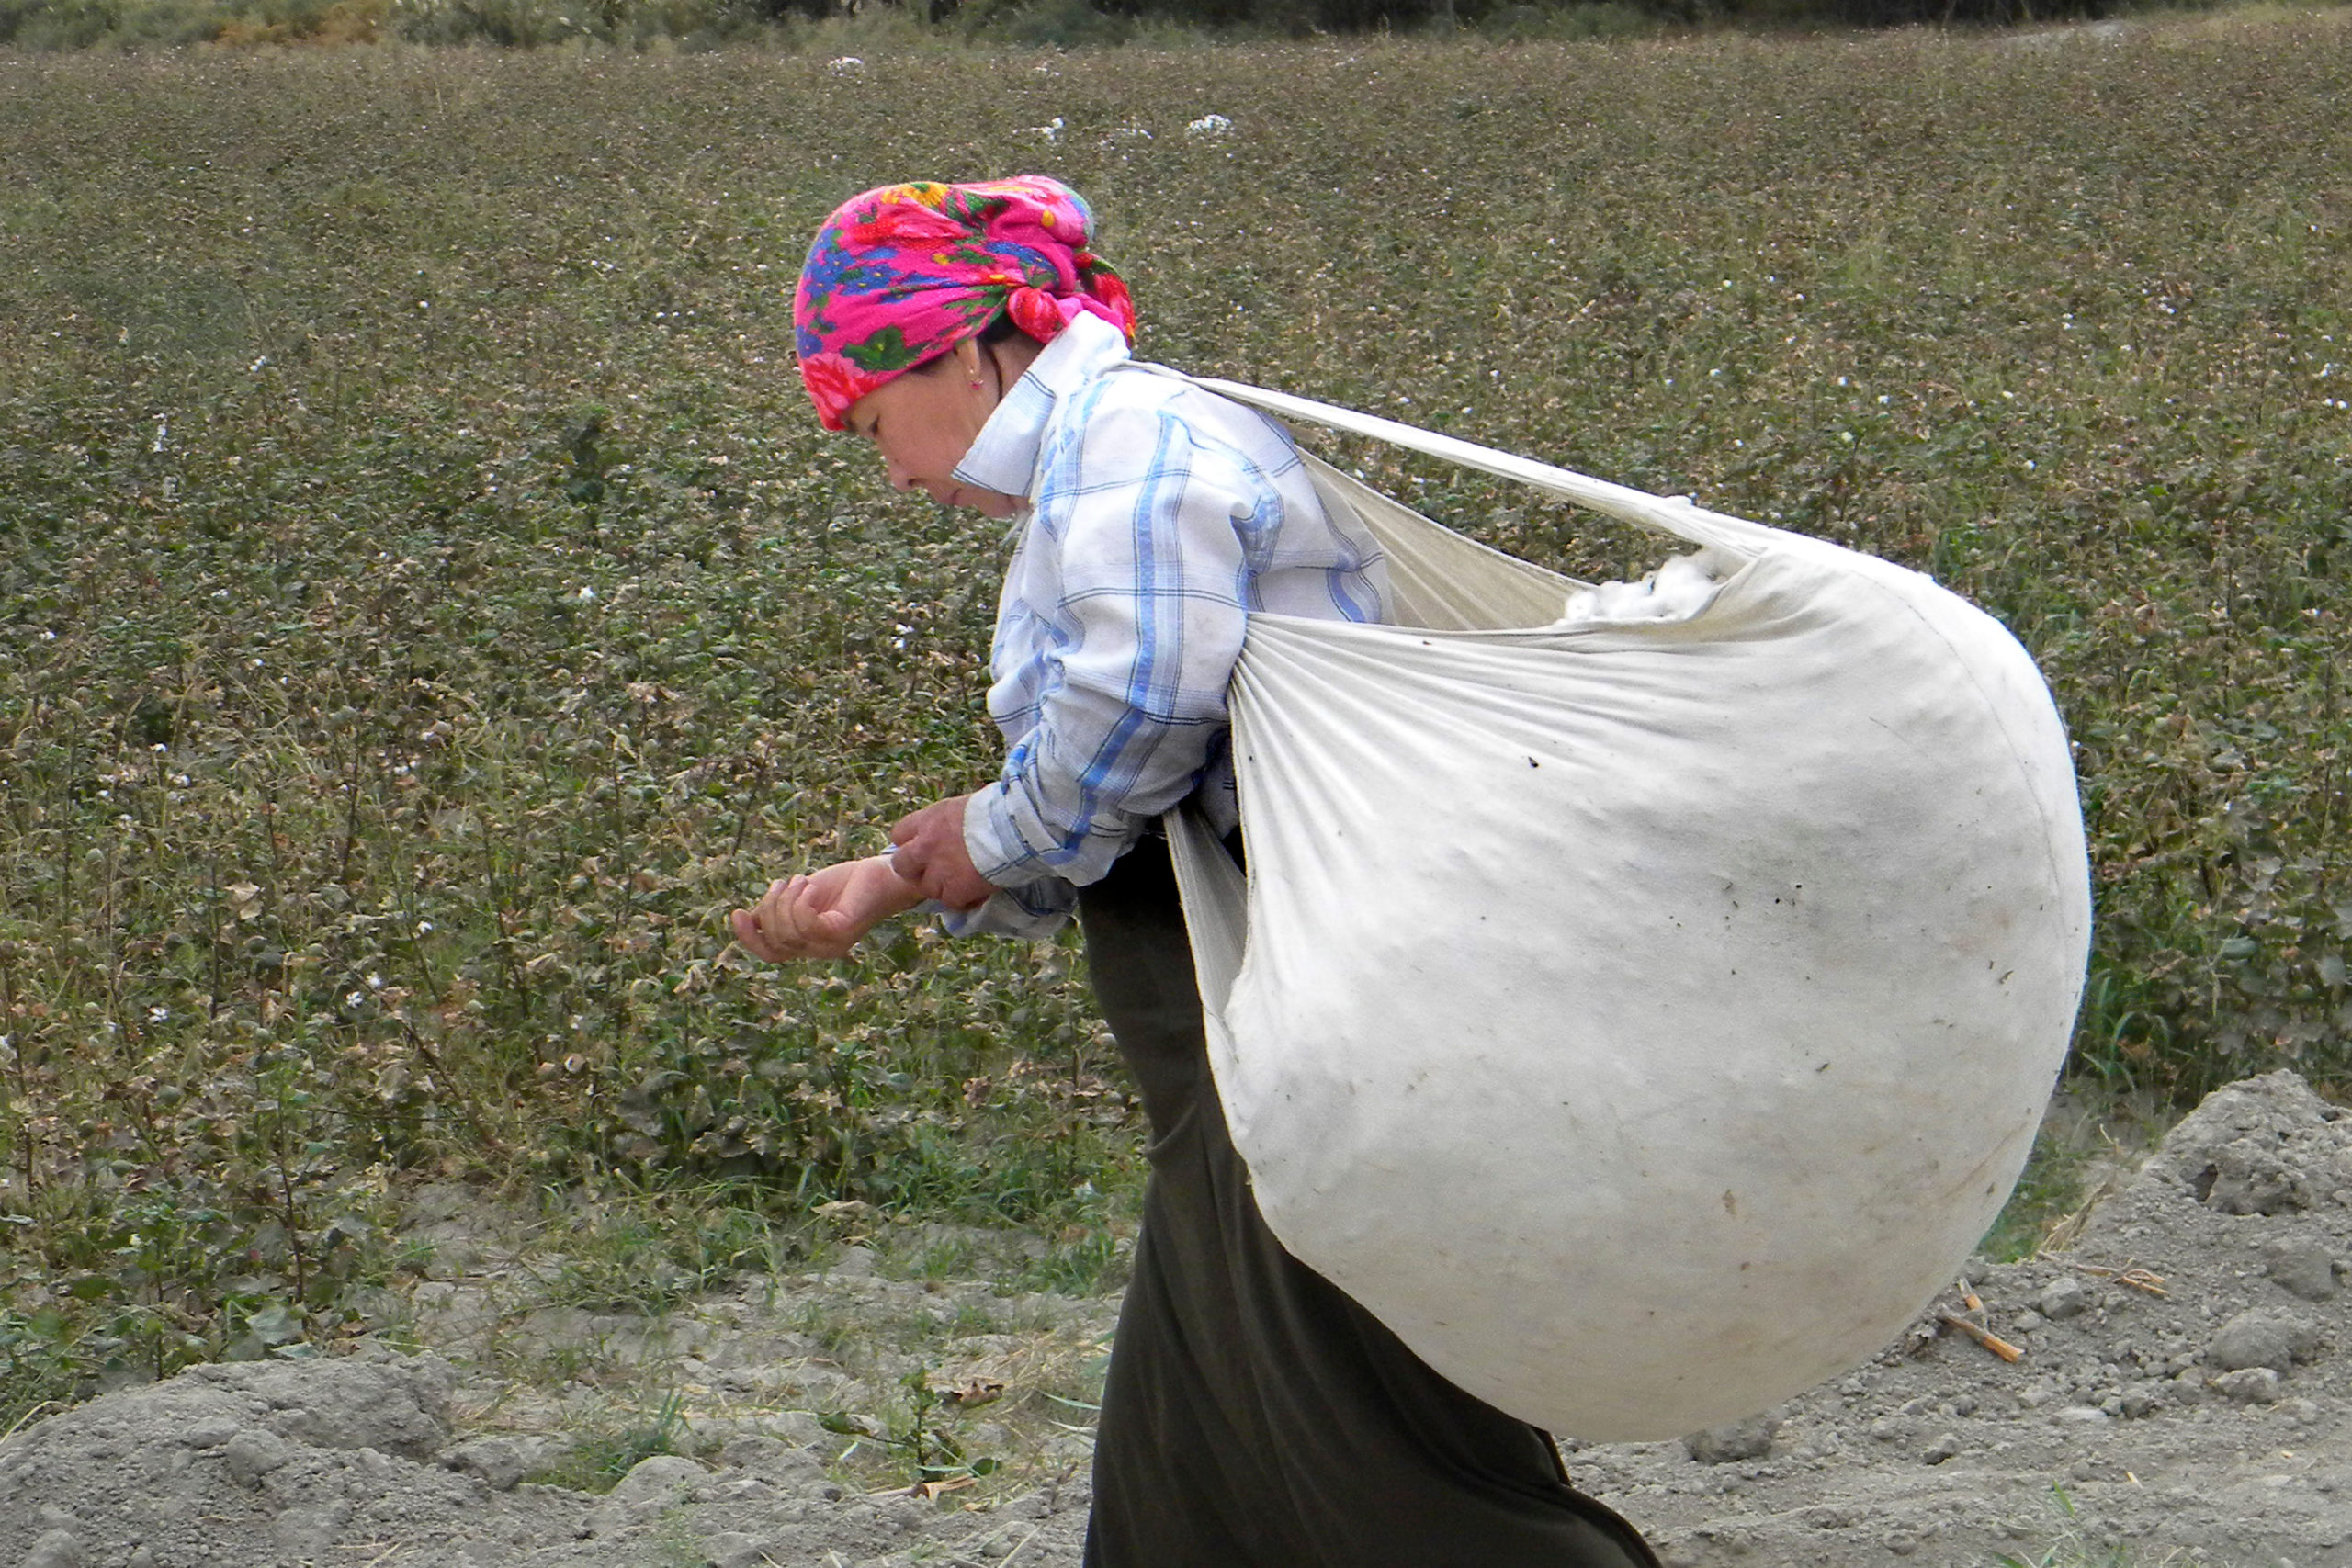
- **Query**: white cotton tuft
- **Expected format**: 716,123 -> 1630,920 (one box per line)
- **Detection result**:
1547,548 -> 1732,629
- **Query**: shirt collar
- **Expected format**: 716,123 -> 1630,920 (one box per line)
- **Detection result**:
952,311 -> 1134,500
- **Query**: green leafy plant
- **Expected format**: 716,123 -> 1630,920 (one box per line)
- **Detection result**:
818,1362 -> 1005,1487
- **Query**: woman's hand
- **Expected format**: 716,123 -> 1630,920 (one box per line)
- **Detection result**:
888,795 -> 998,912
730,856 -> 925,963
729,794 -> 999,963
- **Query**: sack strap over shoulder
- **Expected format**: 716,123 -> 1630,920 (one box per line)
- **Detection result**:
1190,376 -> 1776,562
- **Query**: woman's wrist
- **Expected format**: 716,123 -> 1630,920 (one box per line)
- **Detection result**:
862,854 -> 932,917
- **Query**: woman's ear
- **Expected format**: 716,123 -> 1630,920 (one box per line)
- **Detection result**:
950,335 -> 988,389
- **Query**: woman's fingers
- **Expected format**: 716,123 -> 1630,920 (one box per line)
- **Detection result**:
732,875 -> 827,962
732,857 -> 928,964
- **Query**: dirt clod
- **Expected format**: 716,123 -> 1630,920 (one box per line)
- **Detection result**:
1682,1412 -> 1780,1463
2036,1275 -> 2091,1319
2214,1367 -> 2286,1404
23,1529 -> 85,1568
2209,1308 -> 2324,1371
2267,1239 -> 2345,1303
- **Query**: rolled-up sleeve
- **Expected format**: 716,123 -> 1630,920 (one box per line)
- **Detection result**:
938,870 -> 1080,941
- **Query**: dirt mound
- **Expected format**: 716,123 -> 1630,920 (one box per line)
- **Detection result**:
2,1071 -> 2346,1568
0,1343 -> 1087,1568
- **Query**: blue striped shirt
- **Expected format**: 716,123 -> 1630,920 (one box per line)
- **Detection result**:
945,314 -> 1390,938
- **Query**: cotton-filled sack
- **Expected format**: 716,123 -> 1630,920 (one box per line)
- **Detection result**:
1165,380 -> 2091,1442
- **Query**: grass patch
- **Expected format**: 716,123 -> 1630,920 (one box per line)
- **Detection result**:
1992,1484 -> 2232,1566
525,1389 -> 692,1492
1980,1086 -> 2173,1260
0,1312 -> 87,1439
524,1177 -> 813,1314
1979,1139 -> 2098,1265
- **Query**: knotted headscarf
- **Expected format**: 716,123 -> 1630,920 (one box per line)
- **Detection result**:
793,175 -> 1137,431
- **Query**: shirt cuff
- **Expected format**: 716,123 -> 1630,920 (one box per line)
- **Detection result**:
939,879 -> 1078,941
961,779 -> 1139,891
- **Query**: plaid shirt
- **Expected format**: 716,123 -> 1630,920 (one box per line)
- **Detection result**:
945,314 -> 1390,938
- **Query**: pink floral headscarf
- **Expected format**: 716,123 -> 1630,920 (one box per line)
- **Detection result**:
793,175 -> 1137,431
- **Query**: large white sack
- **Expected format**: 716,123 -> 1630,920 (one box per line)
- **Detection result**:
1166,383 -> 2091,1443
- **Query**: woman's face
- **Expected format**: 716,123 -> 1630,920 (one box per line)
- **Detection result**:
844,344 -> 1024,519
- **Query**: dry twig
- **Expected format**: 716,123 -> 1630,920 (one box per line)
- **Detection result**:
1939,1311 -> 2025,1363
2074,1262 -> 2169,1298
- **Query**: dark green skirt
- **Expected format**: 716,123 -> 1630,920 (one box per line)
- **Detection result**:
1075,837 -> 1660,1568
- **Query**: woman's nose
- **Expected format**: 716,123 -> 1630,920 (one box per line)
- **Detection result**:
885,459 -> 918,493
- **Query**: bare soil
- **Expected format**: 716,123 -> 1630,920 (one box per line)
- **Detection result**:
3,1069 -> 2346,1568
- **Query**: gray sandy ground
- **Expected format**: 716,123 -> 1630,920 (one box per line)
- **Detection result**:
3,1069 -> 2346,1568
